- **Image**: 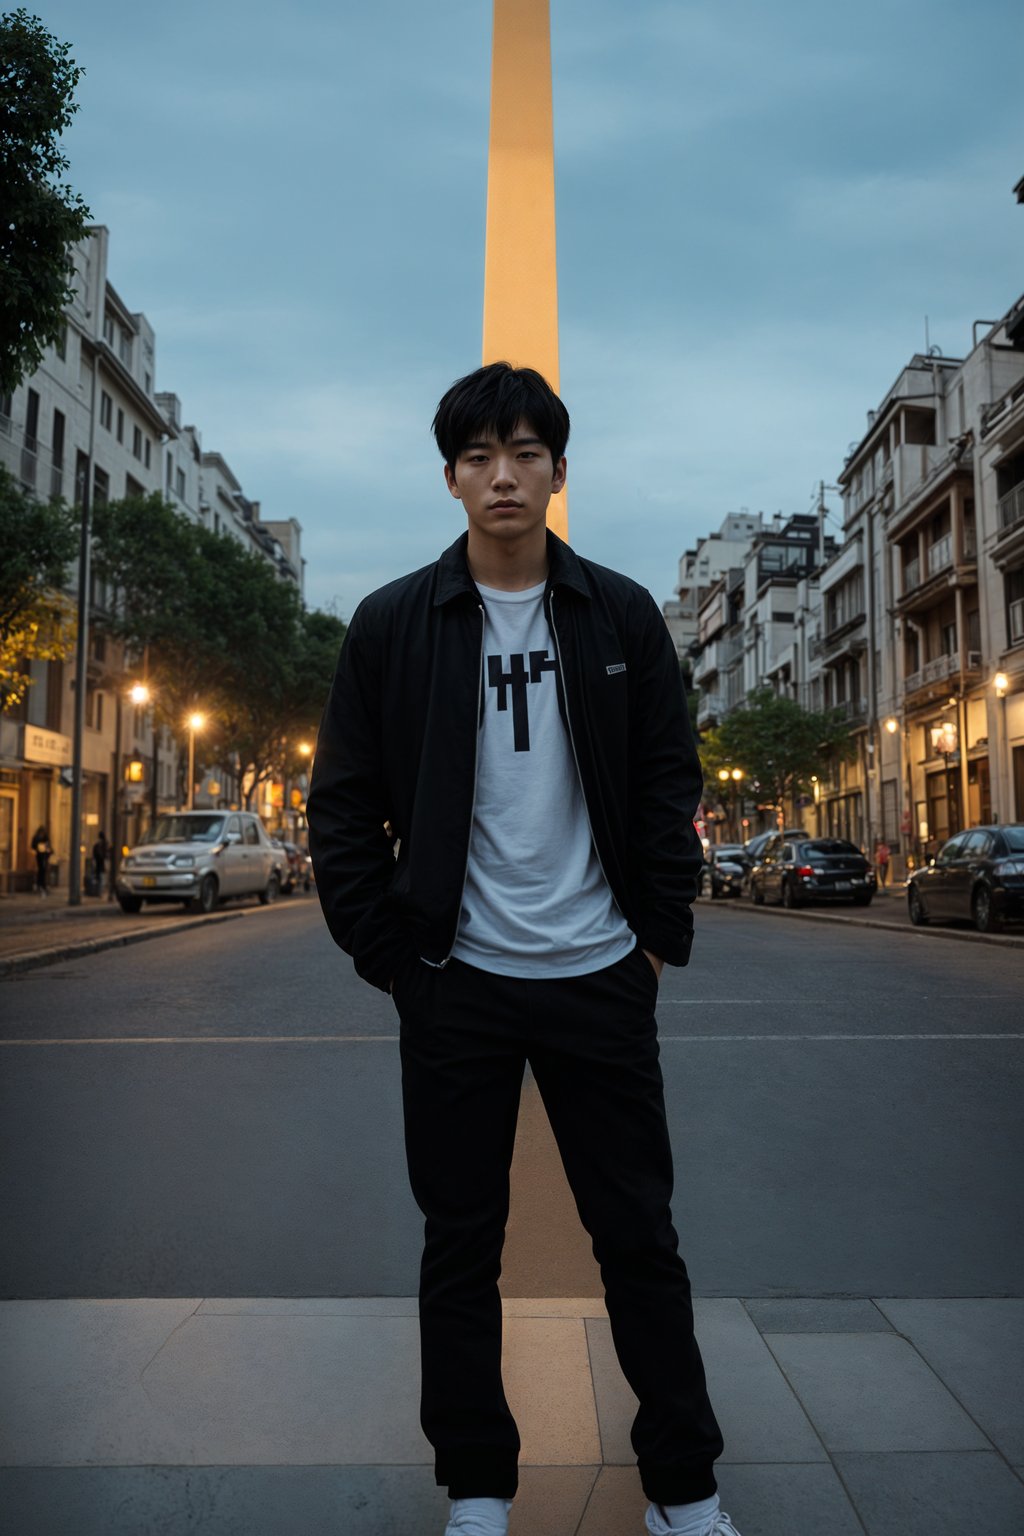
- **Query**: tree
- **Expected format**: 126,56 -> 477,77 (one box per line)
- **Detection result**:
92,492 -> 346,805
0,8 -> 91,395
713,686 -> 856,823
0,462 -> 77,709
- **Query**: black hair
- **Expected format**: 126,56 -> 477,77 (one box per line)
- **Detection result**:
431,361 -> 570,472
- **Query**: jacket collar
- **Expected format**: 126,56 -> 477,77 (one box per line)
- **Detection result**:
433,528 -> 591,607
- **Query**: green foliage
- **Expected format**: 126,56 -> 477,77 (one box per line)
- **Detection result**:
0,8 -> 91,394
708,686 -> 856,819
92,493 -> 346,803
0,462 -> 77,708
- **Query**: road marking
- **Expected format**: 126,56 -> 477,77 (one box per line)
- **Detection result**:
1,1033 -> 1022,1046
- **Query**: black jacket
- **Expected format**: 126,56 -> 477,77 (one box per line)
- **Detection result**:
307,529 -> 704,992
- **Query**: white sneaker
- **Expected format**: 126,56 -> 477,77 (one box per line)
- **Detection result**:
645,1502 -> 743,1535
444,1496 -> 513,1535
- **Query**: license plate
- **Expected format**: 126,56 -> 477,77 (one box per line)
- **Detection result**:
835,881 -> 852,891
142,876 -> 157,888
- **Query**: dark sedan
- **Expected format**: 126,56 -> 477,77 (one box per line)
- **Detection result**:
700,844 -> 751,899
750,835 -> 876,908
907,825 -> 1024,933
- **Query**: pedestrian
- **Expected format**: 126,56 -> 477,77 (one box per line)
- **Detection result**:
31,825 -> 52,897
92,830 -> 109,885
308,363 -> 738,1536
874,838 -> 891,887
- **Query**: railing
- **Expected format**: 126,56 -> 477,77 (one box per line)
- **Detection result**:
999,481 -> 1024,532
20,439 -> 37,488
833,697 -> 868,723
928,532 -> 953,573
821,619 -> 866,660
697,693 -> 727,726
1010,597 -> 1024,645
903,556 -> 920,593
904,654 -> 958,693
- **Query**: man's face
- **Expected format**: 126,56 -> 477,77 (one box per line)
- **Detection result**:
444,419 -> 567,542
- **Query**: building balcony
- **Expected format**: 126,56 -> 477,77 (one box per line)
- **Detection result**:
898,536 -> 977,611
821,615 -> 867,664
829,697 -> 868,728
903,651 -> 983,697
999,480 -> 1024,534
697,692 -> 727,728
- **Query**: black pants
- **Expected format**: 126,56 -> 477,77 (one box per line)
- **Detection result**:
392,944 -> 724,1505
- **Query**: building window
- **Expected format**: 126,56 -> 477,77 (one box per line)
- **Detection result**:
100,391 -> 113,430
116,407 -> 124,444
93,466 -> 110,506
166,451 -> 173,491
86,687 -> 104,732
103,312 -> 115,346
0,392 -> 12,434
940,620 -> 957,657
144,371 -> 151,394
119,327 -> 132,366
176,467 -> 186,499
132,425 -> 142,460
50,409 -> 65,499
1007,567 -> 1024,647
54,322 -> 67,360
144,437 -> 151,469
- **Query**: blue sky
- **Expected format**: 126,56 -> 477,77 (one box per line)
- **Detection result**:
41,0 -> 1023,619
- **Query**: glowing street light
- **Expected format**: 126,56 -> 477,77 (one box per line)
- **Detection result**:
187,711 -> 206,811
884,716 -> 899,734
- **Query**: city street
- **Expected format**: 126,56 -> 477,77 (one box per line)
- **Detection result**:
1,899 -> 1022,1534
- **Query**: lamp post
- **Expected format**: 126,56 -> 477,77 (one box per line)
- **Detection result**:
930,719 -> 959,841
717,765 -> 745,840
110,681 -> 150,899
993,672 -> 1009,821
187,712 -> 205,812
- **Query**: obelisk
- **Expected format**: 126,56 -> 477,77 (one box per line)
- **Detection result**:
483,0 -> 567,538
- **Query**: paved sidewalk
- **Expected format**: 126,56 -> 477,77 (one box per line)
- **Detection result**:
0,891 -> 293,973
1,1294 -> 1022,1535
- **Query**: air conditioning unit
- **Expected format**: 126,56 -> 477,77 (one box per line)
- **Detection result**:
967,650 -> 982,669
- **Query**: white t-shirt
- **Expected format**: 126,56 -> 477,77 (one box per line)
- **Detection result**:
451,579 -> 634,977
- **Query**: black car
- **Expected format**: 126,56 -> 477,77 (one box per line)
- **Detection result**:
750,835 -> 876,908
743,827 -> 804,863
907,825 -> 1024,934
700,843 -> 751,899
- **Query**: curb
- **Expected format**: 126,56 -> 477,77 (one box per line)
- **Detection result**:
703,896 -> 1024,950
1,908 -> 250,978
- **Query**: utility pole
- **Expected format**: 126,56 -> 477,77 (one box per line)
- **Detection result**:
68,351 -> 100,905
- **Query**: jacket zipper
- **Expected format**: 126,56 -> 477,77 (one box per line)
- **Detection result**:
549,589 -> 616,899
426,601 -> 485,968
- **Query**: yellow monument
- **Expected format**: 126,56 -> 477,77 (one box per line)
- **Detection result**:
483,0 -> 567,538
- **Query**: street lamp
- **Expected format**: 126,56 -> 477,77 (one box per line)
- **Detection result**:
109,681 -> 151,900
930,719 -> 959,838
187,712 -> 205,811
884,716 -> 898,735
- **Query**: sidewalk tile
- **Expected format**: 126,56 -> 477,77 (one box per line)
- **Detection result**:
575,1464 -> 863,1536
133,1312 -> 429,1464
585,1300 -> 825,1465
834,1450 -> 1024,1536
764,1332 -> 990,1452
0,1466 -> 449,1536
0,1299 -> 203,1464
503,1318 -> 602,1465
874,1298 -> 1024,1460
197,1297 -> 420,1316
742,1298 -> 892,1333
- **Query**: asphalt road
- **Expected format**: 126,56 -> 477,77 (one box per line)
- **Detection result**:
1,897 -> 1021,1301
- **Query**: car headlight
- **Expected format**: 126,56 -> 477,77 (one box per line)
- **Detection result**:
171,855 -> 195,868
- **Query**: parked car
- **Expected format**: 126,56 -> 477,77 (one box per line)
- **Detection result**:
116,811 -> 281,914
700,843 -> 751,899
743,827 -> 804,864
906,824 -> 1024,933
750,835 -> 876,908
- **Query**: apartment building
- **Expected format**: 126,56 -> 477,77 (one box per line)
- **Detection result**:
662,512 -> 764,661
828,302 -> 1024,870
0,226 -> 304,891
693,514 -> 834,731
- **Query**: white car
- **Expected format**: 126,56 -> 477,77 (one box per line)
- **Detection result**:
116,811 -> 281,914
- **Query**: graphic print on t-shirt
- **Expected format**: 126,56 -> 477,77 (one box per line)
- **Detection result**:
487,649 -> 558,751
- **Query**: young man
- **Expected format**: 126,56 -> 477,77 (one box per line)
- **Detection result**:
307,363 -> 739,1536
